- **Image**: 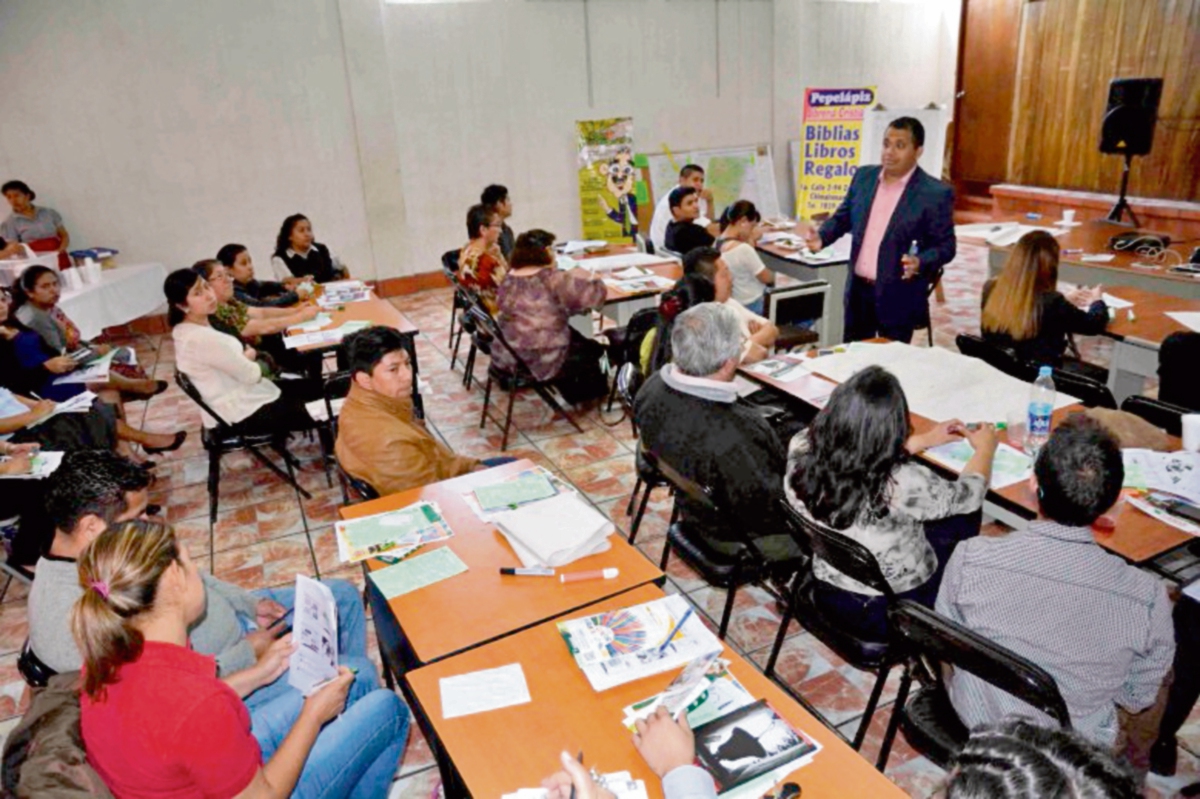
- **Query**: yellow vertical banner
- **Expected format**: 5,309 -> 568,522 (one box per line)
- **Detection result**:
576,117 -> 638,243
795,87 -> 875,220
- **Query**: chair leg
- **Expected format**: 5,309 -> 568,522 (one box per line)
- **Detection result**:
249,443 -> 313,500
500,388 -> 516,451
626,478 -> 642,517
876,662 -> 913,772
448,305 -> 458,348
658,536 -> 673,570
480,375 -> 493,429
317,424 -> 335,489
207,449 -> 221,525
628,484 -> 653,545
927,325 -> 934,347
717,585 -> 738,640
853,661 -> 893,750
764,579 -> 800,677
605,370 -> 619,413
463,343 -> 477,389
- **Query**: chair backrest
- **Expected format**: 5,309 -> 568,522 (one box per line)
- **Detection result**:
441,249 -> 461,276
779,500 -> 894,600
1159,331 -> 1200,411
175,370 -> 233,430
463,294 -> 544,382
338,463 -> 380,503
1050,368 -> 1116,409
1121,395 -> 1187,437
890,600 -> 1072,729
764,281 -> 830,346
642,448 -> 720,516
17,639 -> 54,689
618,308 -> 660,367
323,371 -> 352,436
955,333 -> 1036,382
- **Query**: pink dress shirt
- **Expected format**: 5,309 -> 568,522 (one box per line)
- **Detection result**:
854,166 -> 917,281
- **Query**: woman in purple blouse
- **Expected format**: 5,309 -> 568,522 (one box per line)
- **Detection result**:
494,230 -> 608,404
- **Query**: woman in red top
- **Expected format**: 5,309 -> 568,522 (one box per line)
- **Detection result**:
75,520 -> 408,798
457,203 -> 509,314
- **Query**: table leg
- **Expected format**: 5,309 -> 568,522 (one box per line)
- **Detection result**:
1108,338 -> 1160,406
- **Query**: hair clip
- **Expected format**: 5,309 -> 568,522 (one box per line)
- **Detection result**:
89,579 -> 110,600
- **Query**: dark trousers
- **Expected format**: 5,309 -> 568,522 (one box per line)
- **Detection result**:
552,330 -> 608,405
233,377 -> 325,437
845,276 -> 915,344
812,509 -> 983,642
1156,595 -> 1200,746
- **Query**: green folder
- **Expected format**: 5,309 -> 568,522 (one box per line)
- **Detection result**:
368,547 -> 468,599
473,473 -> 557,512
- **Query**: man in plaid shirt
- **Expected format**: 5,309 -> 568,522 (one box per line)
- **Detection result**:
937,415 -> 1174,768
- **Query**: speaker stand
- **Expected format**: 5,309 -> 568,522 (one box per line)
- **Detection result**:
1106,153 -> 1141,227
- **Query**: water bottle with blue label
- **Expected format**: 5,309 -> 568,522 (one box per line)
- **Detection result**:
1026,366 -> 1055,459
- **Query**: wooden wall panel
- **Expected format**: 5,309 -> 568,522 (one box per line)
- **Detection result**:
1007,0 -> 1200,202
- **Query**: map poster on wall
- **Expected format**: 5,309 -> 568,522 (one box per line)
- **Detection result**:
576,117 -> 638,243
795,87 -> 875,220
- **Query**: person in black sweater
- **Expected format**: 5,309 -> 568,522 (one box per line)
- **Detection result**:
980,230 -> 1108,371
663,187 -> 716,256
633,302 -> 801,561
1158,331 -> 1200,411
217,243 -> 299,308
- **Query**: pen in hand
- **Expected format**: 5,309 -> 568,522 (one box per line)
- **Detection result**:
568,750 -> 583,799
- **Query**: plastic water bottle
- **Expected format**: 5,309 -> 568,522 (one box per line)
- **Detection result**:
1026,366 -> 1055,459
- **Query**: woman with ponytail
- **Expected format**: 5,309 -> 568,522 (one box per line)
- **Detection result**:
74,520 -> 408,799
715,200 -> 773,315
639,273 -> 716,376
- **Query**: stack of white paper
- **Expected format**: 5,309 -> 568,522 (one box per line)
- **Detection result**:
491,492 -> 613,567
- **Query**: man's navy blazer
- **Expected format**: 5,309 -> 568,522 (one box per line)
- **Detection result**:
818,165 -> 956,331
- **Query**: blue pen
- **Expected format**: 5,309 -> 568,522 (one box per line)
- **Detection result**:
908,240 -> 919,258
656,608 -> 694,656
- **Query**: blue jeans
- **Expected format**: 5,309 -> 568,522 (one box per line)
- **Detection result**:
243,580 -> 380,757
744,295 -> 765,316
293,689 -> 410,799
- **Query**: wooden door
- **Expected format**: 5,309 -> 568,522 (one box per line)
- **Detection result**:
951,0 -> 1024,199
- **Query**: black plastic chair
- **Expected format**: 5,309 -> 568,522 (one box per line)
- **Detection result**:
464,300 -> 582,451
913,267 -> 945,347
17,639 -> 54,689
441,249 -> 468,355
602,307 -> 658,415
175,371 -> 312,523
338,463 -> 380,506
652,451 -> 806,639
1050,367 -> 1117,409
878,600 -> 1071,771
1121,395 -> 1190,437
765,501 -> 897,755
955,333 -> 1036,382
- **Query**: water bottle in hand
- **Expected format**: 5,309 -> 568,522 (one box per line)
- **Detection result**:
1026,366 -> 1055,459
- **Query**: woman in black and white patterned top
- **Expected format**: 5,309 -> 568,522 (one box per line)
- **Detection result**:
785,365 -> 997,641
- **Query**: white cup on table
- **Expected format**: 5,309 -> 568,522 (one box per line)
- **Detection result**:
1061,209 -> 1076,224
1183,414 -> 1200,453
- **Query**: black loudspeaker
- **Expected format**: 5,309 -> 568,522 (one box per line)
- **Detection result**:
1099,77 -> 1163,156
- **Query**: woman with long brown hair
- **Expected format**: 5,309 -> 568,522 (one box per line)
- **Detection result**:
980,230 -> 1108,370
74,520 -> 408,798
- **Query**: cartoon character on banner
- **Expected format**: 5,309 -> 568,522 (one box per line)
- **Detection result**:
596,145 -> 639,238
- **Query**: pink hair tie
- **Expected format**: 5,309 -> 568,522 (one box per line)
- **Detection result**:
89,580 -> 110,600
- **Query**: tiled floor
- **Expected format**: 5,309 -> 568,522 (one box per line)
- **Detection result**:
1,241 -> 1195,798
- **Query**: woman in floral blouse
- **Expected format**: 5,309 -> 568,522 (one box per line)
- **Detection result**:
494,230 -> 608,404
457,204 -> 508,314
785,365 -> 997,641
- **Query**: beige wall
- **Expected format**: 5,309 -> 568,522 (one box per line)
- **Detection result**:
0,0 -> 960,280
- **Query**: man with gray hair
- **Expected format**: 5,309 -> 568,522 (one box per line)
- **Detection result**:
634,303 -> 800,559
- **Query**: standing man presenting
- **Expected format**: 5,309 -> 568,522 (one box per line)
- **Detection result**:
805,117 -> 955,343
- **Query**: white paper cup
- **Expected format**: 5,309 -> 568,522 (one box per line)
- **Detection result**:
1062,209 -> 1076,224
85,263 -> 102,283
1183,414 -> 1200,453
61,268 -> 81,290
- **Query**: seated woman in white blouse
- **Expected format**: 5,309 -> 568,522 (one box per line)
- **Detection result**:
785,365 -> 997,642
715,200 -> 774,316
163,269 -> 321,435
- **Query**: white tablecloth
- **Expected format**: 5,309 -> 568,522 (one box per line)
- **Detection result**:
58,262 -> 168,340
